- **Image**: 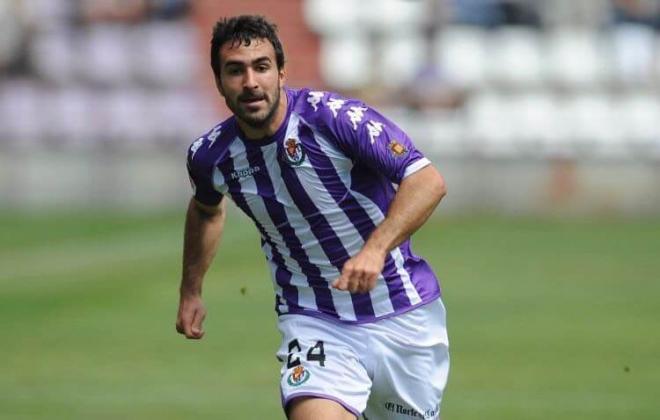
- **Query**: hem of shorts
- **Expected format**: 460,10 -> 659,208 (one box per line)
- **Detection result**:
278,292 -> 442,325
283,392 -> 361,418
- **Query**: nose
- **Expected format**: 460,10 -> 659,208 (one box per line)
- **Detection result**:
243,68 -> 258,90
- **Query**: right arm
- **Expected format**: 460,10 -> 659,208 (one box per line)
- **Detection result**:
176,197 -> 226,339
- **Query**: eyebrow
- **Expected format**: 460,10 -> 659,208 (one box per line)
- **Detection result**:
224,56 -> 272,68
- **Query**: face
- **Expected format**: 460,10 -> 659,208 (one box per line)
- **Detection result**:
216,38 -> 285,132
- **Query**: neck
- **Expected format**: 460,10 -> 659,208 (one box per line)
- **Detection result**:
238,88 -> 288,141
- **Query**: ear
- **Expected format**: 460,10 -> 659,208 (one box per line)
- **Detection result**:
278,67 -> 286,86
214,75 -> 225,97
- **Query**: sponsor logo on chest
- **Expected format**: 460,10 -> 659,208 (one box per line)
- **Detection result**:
229,166 -> 261,180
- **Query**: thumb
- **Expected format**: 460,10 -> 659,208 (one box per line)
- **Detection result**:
332,270 -> 347,290
191,308 -> 205,337
333,258 -> 355,290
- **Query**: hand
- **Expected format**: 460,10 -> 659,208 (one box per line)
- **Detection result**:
176,294 -> 206,339
332,247 -> 386,294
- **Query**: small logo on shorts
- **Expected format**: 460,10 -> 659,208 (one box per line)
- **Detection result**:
287,365 -> 310,387
384,401 -> 439,419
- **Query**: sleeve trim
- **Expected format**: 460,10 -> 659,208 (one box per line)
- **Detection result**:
193,194 -> 224,207
402,157 -> 431,180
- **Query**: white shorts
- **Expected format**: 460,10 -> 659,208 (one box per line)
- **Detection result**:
276,299 -> 450,419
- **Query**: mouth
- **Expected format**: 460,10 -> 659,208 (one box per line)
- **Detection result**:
240,95 -> 266,106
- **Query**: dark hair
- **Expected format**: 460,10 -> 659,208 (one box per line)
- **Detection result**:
210,15 -> 285,79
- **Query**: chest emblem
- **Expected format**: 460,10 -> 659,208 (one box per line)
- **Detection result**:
283,137 -> 306,166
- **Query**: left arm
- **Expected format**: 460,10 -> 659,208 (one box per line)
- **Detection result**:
332,165 -> 447,293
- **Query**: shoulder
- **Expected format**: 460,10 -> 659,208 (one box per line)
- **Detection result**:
186,117 -> 237,168
288,88 -> 395,151
288,87 -> 369,131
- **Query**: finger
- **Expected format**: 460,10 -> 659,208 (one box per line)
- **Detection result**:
332,267 -> 352,290
358,281 -> 372,294
359,273 -> 378,294
180,313 -> 194,338
332,275 -> 347,290
191,309 -> 205,339
355,278 -> 366,294
347,271 -> 364,294
337,262 -> 363,293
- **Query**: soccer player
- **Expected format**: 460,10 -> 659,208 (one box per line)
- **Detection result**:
176,15 -> 449,420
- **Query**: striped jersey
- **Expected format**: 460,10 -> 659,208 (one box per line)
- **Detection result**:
186,87 -> 441,324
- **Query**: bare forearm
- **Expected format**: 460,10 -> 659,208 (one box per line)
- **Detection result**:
333,165 -> 446,293
365,165 -> 446,255
180,198 -> 226,296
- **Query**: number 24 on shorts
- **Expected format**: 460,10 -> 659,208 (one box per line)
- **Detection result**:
286,339 -> 326,368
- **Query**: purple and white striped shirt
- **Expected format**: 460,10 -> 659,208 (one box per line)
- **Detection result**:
187,87 -> 441,324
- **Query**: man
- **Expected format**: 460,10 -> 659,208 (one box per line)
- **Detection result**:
176,15 -> 449,420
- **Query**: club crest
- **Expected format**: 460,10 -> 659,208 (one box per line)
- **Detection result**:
283,137 -> 306,166
287,365 -> 311,387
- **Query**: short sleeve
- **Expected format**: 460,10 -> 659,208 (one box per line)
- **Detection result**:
326,98 -> 430,184
186,138 -> 223,206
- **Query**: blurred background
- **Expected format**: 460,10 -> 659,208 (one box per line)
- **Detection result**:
1,1 -> 659,419
1,0 -> 659,214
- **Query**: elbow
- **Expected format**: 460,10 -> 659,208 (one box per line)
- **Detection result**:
433,170 -> 447,202
438,176 -> 447,200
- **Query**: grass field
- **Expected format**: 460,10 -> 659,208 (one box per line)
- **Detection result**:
1,209 -> 658,419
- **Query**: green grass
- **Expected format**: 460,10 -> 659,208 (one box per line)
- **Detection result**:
1,210 -> 658,419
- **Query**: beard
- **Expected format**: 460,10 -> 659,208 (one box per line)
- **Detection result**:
228,85 -> 281,129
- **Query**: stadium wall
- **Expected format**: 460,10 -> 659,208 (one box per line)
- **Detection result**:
2,151 -> 658,217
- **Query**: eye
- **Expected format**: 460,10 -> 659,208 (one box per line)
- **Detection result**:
226,67 -> 243,76
256,64 -> 270,72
